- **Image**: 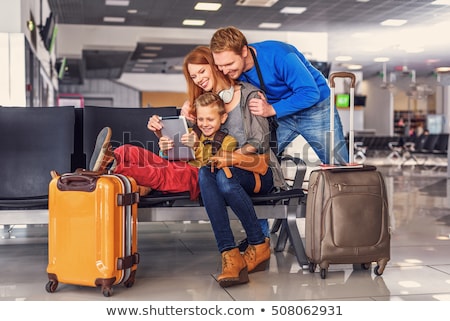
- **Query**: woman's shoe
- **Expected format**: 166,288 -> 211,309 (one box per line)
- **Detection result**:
217,248 -> 249,288
243,238 -> 270,273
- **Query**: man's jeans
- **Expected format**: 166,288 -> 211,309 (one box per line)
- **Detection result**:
198,166 -> 273,253
276,97 -> 349,165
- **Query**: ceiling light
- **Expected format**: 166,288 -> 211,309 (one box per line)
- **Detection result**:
435,67 -> 450,73
258,22 -> 281,29
347,64 -> 362,70
431,0 -> 450,5
335,55 -> 352,62
280,7 -> 307,14
127,9 -> 138,14
103,16 -> 125,23
236,0 -> 279,7
380,19 -> 407,27
141,53 -> 158,58
356,0 -> 371,2
105,0 -> 129,6
134,64 -> 149,68
194,2 -> 222,11
182,19 -> 206,26
138,59 -> 154,63
144,46 -> 163,51
374,57 -> 390,62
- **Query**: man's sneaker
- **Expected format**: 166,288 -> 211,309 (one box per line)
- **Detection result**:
90,127 -> 115,173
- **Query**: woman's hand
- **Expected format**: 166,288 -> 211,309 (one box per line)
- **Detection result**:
181,131 -> 198,149
180,100 -> 196,123
147,115 -> 163,138
158,136 -> 174,152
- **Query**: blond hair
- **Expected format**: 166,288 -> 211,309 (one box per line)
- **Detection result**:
194,92 -> 226,115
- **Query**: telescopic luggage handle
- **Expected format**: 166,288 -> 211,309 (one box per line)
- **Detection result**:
329,72 -> 356,165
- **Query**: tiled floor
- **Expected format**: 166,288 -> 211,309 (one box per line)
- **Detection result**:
1,159 -> 450,301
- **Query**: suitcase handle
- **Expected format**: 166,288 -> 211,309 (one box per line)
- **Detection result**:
57,173 -> 98,192
328,72 -> 357,165
329,72 -> 356,89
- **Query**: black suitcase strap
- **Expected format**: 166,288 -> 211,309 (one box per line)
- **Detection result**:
117,252 -> 140,270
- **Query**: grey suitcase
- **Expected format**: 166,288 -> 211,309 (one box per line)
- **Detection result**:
305,72 -> 390,279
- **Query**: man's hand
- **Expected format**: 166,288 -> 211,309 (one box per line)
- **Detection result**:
248,92 -> 276,117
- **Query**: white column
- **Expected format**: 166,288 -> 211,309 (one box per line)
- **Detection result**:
437,74 -> 450,178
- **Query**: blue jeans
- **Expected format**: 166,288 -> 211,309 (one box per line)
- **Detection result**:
198,166 -> 274,253
276,97 -> 349,165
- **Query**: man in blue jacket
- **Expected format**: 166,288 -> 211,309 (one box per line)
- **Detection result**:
209,26 -> 348,165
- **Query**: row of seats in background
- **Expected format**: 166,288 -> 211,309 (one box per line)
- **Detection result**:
347,133 -> 449,166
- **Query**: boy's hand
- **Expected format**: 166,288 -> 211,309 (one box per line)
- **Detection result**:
158,136 -> 174,151
181,131 -> 198,148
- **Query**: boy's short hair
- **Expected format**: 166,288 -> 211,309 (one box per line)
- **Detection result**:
194,92 -> 226,115
210,26 -> 248,54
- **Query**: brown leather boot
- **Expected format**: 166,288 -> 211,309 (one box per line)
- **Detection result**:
217,248 -> 249,288
243,238 -> 270,273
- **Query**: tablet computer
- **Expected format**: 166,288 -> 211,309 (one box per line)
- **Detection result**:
160,116 -> 195,161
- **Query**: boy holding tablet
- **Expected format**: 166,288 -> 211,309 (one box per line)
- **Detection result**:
90,92 -> 237,200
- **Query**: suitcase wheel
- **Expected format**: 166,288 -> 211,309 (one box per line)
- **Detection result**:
123,270 -> 136,288
320,268 -> 327,279
102,286 -> 113,297
308,263 -> 316,273
45,280 -> 58,293
374,265 -> 384,276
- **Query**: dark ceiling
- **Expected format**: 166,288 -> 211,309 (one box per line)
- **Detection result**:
48,0 -> 450,85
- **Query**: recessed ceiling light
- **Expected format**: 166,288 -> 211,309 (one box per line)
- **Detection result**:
347,64 -> 362,70
127,9 -> 138,14
258,22 -> 281,29
194,2 -> 222,11
182,19 -> 206,26
141,53 -> 158,58
280,7 -> 306,14
144,46 -> 163,51
431,0 -> 450,5
380,19 -> 407,27
137,59 -> 154,63
236,0 -> 279,7
436,66 -> 450,72
335,55 -> 352,62
105,0 -> 129,6
374,57 -> 390,62
103,16 -> 125,23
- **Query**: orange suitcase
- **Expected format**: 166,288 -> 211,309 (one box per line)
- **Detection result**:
46,172 -> 140,297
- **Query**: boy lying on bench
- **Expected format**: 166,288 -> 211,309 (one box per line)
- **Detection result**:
89,92 -> 236,200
